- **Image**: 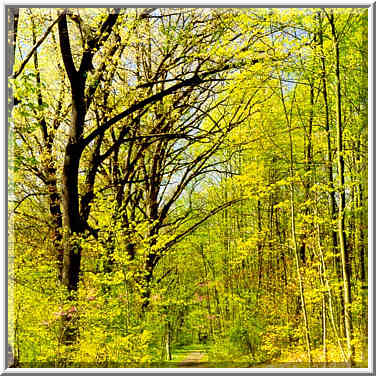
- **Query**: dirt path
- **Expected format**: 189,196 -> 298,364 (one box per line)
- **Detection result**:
178,351 -> 206,367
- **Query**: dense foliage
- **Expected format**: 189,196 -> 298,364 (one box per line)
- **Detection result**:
8,7 -> 368,368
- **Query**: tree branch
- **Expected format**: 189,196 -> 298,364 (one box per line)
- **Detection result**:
81,64 -> 237,148
11,13 -> 63,79
162,198 -> 245,251
79,10 -> 120,74
57,11 -> 78,85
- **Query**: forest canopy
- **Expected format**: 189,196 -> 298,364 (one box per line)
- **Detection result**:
7,7 -> 368,368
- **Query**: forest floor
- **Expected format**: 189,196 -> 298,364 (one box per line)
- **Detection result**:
178,351 -> 207,367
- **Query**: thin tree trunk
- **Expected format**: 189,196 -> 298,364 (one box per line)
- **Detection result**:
165,321 -> 172,361
314,215 -> 346,361
289,165 -> 312,366
299,81 -> 314,265
8,8 -> 19,77
31,15 -> 64,279
199,244 -> 214,339
280,79 -> 312,365
355,139 -> 367,361
318,10 -> 345,339
327,10 -> 354,365
322,290 -> 327,366
256,200 -> 263,299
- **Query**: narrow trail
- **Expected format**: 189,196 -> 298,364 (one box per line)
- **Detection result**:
178,351 -> 206,367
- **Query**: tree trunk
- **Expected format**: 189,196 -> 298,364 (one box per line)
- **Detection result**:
327,11 -> 354,366
165,321 -> 172,361
322,280 -> 327,366
314,214 -> 346,361
280,79 -> 312,365
318,10 -> 345,340
57,14 -> 90,351
61,126 -> 86,292
289,171 -> 312,366
8,8 -> 19,76
31,16 -> 64,278
256,199 -> 263,299
299,81 -> 314,265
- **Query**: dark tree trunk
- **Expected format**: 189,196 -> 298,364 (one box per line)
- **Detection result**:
61,141 -> 85,291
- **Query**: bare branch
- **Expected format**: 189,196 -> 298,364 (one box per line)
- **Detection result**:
163,198 -> 245,251
81,63 -> 242,148
11,13 -> 63,79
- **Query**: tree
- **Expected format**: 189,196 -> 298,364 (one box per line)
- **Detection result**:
8,7 -> 368,368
